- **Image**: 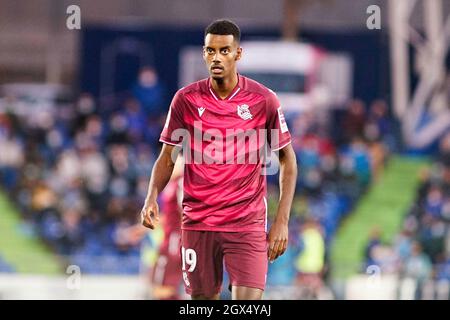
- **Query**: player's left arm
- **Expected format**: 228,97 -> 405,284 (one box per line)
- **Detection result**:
268,143 -> 297,262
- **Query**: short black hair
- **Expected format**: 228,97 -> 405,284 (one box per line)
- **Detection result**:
204,19 -> 241,43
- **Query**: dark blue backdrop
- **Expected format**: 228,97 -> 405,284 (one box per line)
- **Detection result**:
80,25 -> 390,108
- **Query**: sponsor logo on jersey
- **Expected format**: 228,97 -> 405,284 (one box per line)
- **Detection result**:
277,107 -> 288,133
198,107 -> 205,117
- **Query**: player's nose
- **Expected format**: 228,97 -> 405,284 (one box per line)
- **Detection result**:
212,53 -> 222,62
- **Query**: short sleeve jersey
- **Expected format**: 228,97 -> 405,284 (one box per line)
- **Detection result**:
160,74 -> 291,232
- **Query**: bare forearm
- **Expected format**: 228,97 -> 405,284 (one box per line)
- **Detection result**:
275,146 -> 297,224
267,145 -> 297,261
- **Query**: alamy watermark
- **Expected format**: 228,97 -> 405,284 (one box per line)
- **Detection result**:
66,5 -> 81,30
168,123 -> 284,175
366,5 -> 381,30
66,265 -> 81,290
365,264 -> 382,289
65,5 -> 379,31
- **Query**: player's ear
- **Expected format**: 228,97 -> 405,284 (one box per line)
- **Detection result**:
202,46 -> 208,62
235,46 -> 242,61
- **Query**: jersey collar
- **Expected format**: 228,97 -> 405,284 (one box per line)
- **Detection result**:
208,74 -> 242,102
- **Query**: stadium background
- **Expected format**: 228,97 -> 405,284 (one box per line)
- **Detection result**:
0,0 -> 449,299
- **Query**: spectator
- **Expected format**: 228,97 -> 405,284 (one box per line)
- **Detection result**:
341,99 -> 366,143
437,132 -> 450,167
73,93 -> 97,133
295,219 -> 326,299
123,98 -> 146,143
365,100 -> 393,144
403,241 -> 433,299
393,229 -> 414,264
131,66 -> 165,118
340,137 -> 372,190
0,129 -> 24,189
364,226 -> 382,270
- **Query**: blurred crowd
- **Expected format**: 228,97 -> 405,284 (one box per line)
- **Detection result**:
0,68 -> 397,288
363,132 -> 450,299
0,67 -> 166,273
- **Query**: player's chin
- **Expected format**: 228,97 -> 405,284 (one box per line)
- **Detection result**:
210,72 -> 224,81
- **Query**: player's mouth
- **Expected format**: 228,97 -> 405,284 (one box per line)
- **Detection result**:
211,65 -> 224,74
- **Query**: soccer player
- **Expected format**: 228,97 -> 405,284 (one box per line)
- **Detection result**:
141,19 -> 297,300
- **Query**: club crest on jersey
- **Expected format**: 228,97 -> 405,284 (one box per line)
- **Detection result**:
237,104 -> 252,120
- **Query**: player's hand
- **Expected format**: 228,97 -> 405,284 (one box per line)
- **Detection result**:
140,199 -> 160,229
267,219 -> 288,262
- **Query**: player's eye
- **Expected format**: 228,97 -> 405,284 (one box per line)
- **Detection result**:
206,48 -> 214,54
221,48 -> 230,54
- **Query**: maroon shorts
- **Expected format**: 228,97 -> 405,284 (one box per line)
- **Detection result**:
151,231 -> 182,288
181,230 -> 268,297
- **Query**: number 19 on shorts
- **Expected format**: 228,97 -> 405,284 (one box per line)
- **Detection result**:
181,247 -> 197,272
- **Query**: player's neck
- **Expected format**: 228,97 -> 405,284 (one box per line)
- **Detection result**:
210,73 -> 238,100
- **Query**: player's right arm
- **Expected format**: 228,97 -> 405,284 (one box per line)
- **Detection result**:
141,144 -> 180,229
143,89 -> 185,229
